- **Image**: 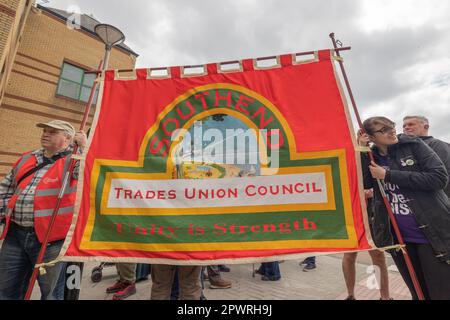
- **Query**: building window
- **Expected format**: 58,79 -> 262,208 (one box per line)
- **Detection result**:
56,62 -> 99,103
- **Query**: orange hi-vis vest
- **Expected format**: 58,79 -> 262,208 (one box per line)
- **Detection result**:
3,151 -> 77,243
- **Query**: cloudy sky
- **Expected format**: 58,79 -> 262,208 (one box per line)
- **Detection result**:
41,0 -> 450,140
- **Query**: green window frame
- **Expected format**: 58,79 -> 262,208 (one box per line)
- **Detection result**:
56,62 -> 99,104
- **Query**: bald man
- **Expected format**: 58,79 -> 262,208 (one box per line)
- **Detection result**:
403,115 -> 450,197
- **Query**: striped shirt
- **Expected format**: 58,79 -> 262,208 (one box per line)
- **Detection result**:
0,147 -> 79,227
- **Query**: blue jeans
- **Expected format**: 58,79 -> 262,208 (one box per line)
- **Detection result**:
258,262 -> 281,280
0,223 -> 64,300
170,270 -> 179,300
53,262 -> 67,300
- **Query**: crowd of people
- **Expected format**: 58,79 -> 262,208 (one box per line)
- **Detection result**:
0,114 -> 449,300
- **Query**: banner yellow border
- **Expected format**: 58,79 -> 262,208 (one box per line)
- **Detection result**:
79,83 -> 358,251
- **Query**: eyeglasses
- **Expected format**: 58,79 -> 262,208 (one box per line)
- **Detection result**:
372,127 -> 396,135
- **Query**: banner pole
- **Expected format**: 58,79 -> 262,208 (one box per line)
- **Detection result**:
24,60 -> 104,300
328,32 -> 425,300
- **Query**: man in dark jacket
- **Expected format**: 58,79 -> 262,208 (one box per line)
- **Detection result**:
403,115 -> 450,197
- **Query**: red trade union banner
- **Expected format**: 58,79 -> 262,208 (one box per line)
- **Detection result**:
59,50 -> 375,264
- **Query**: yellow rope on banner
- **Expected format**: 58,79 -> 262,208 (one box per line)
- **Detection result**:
378,244 -> 405,252
355,146 -> 371,152
71,154 -> 85,160
398,245 -> 407,254
333,56 -> 344,62
35,258 -> 61,276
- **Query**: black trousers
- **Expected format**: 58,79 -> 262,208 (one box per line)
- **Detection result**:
391,243 -> 450,300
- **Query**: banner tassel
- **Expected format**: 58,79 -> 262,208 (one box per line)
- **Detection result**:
35,258 -> 62,276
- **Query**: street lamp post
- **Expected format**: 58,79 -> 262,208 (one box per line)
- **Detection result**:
94,23 -> 126,70
57,24 -> 126,301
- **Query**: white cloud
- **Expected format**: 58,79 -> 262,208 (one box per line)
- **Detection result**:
44,0 -> 450,141
358,0 -> 450,32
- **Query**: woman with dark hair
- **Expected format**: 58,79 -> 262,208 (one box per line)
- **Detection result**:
359,116 -> 450,300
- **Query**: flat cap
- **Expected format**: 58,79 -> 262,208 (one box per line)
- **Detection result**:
36,120 -> 75,137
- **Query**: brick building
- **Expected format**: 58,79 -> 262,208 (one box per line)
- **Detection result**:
0,0 -> 33,104
0,2 -> 138,178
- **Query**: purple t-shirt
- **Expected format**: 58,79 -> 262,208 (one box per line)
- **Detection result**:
377,155 -> 428,244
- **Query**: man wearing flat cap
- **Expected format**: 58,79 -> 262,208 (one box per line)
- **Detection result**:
0,120 -> 86,300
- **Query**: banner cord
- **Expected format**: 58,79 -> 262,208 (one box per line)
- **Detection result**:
35,258 -> 62,275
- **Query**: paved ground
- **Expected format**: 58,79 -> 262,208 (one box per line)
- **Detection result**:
28,251 -> 412,300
